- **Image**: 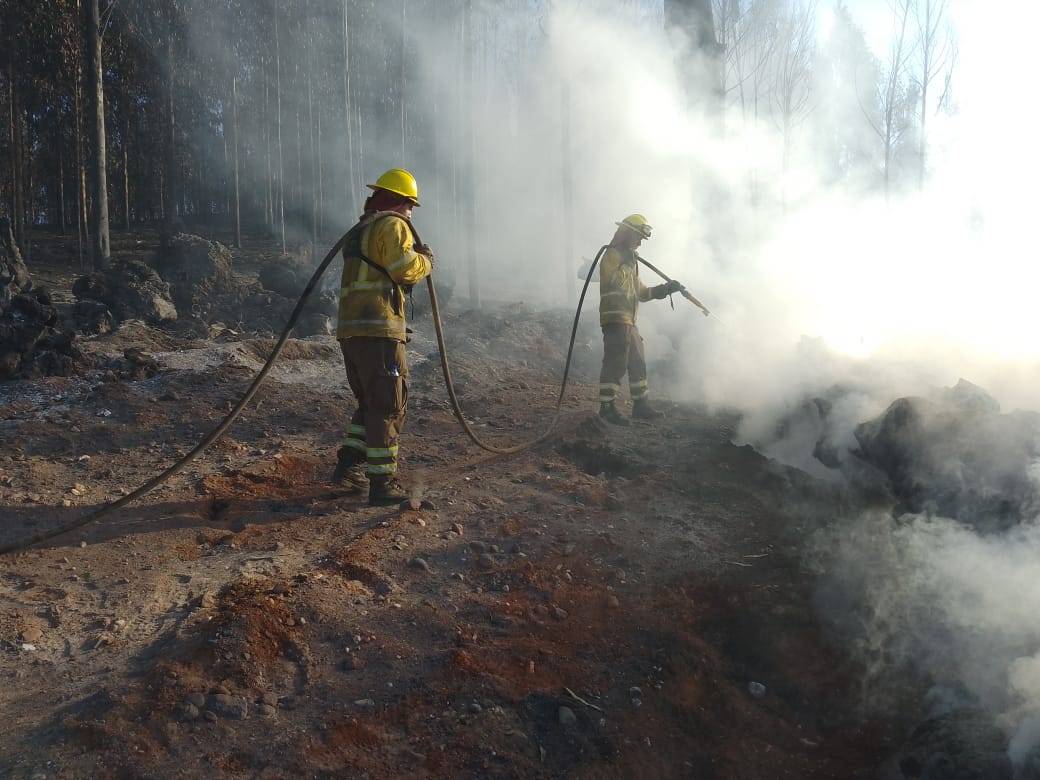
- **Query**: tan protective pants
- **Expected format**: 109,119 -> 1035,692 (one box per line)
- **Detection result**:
598,323 -> 648,404
339,337 -> 409,476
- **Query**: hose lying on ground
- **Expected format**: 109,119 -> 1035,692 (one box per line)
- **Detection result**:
0,231 -> 351,556
0,231 -> 608,554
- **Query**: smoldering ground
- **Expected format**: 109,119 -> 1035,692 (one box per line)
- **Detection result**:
176,0 -> 1040,768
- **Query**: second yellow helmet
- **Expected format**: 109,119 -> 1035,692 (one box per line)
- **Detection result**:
616,214 -> 652,239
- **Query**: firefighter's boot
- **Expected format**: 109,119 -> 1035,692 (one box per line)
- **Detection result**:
599,401 -> 631,426
330,447 -> 367,493
632,399 -> 664,420
368,475 -> 410,506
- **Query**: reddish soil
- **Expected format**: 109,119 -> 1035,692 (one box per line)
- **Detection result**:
0,231 -> 894,778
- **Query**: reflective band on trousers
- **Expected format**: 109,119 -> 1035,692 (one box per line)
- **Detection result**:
339,319 -> 407,333
599,383 -> 620,400
349,424 -> 366,435
366,446 -> 399,459
342,437 -> 366,453
600,310 -> 634,319
366,462 -> 398,475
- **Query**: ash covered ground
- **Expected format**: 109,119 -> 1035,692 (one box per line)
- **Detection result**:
3,229 -> 1020,779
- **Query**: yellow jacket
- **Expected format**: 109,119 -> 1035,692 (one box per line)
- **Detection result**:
337,213 -> 432,341
599,246 -> 651,326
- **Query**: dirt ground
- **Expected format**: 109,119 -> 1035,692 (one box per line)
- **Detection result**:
1,231 -> 894,778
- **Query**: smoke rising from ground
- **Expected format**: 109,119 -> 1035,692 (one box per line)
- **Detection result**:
177,0 -> 1040,763
815,504 -> 1040,768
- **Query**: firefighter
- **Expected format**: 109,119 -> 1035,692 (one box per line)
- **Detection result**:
330,168 -> 433,505
597,214 -> 681,425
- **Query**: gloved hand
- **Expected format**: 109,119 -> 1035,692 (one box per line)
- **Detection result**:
415,243 -> 435,265
653,280 -> 682,299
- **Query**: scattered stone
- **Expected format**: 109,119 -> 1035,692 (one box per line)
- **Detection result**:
552,606 -> 569,620
606,594 -> 621,609
206,693 -> 249,719
748,682 -> 766,699
203,710 -> 218,723
187,693 -> 207,709
354,698 -> 376,709
175,702 -> 200,722
558,706 -> 577,727
477,553 -> 495,570
408,556 -> 431,572
451,523 -> 464,535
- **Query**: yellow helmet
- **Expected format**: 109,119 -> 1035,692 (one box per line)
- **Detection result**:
616,214 -> 652,239
367,168 -> 420,205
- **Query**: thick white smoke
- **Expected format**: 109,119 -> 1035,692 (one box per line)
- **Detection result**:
816,499 -> 1040,768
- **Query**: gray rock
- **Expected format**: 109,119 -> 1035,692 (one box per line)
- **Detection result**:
408,556 -> 430,572
206,693 -> 248,719
477,553 -> 495,570
175,702 -> 200,721
186,692 -> 207,708
558,706 -> 577,727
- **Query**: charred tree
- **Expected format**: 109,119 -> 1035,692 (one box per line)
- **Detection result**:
83,0 -> 110,267
231,75 -> 241,248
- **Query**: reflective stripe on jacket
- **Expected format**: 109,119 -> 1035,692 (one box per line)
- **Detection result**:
599,246 -> 651,327
336,213 -> 433,341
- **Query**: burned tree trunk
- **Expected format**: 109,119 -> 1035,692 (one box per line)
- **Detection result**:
462,0 -> 478,308
342,0 -> 357,218
231,75 -> 241,248
663,0 -> 723,111
6,54 -> 26,252
83,0 -> 111,268
274,8 -> 286,254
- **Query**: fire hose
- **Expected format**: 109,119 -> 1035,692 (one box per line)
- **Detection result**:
0,227 -> 707,555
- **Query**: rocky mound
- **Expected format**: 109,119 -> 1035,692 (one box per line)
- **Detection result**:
153,233 -> 233,318
73,259 -> 178,324
854,379 -> 1040,530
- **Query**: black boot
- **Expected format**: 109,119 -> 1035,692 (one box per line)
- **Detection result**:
368,475 -> 410,506
330,447 -> 367,492
599,401 -> 631,426
632,399 -> 664,420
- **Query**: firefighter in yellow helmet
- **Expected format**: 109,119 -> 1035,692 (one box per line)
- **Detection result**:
597,214 -> 681,425
330,168 -> 434,504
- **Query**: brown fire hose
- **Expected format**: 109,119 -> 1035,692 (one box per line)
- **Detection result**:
0,225 -> 707,555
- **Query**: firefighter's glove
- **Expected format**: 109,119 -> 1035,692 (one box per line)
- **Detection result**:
416,243 -> 435,266
653,280 -> 683,300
